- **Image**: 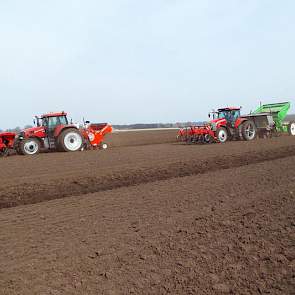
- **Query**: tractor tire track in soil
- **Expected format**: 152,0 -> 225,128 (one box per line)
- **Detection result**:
1,142 -> 295,209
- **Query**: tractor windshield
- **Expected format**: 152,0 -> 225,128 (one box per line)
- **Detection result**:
218,110 -> 240,122
42,116 -> 68,129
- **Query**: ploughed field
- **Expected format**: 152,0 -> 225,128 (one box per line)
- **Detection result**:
0,130 -> 294,294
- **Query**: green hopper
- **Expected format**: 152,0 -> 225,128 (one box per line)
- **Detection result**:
247,101 -> 295,136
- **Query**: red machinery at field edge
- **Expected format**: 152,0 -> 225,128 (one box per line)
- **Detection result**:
0,132 -> 16,156
0,112 -> 113,156
178,102 -> 295,144
177,107 -> 256,144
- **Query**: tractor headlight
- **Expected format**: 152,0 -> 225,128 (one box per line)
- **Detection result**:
16,132 -> 24,140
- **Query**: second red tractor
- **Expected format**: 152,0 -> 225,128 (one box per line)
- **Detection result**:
178,107 -> 257,144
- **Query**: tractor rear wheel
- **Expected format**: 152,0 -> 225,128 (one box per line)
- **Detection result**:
19,138 -> 41,155
58,128 -> 83,152
241,120 -> 257,141
216,127 -> 228,143
288,121 -> 295,136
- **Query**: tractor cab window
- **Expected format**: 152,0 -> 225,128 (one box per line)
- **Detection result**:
218,111 -> 230,120
35,118 -> 41,127
232,110 -> 240,121
218,112 -> 225,119
48,117 -> 59,129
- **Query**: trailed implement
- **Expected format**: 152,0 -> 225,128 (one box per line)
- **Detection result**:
0,132 -> 16,156
250,102 -> 295,137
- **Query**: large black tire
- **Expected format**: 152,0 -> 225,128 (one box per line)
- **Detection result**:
216,127 -> 228,143
57,128 -> 83,152
288,121 -> 295,136
241,120 -> 257,141
19,138 -> 41,155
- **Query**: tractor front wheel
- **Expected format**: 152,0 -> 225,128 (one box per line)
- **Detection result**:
241,120 -> 257,141
19,138 -> 41,155
58,128 -> 83,152
288,121 -> 295,136
216,127 -> 228,143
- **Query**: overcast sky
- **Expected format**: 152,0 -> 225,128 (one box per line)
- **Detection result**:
0,0 -> 294,129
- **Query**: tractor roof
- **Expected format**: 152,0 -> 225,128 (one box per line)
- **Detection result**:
218,107 -> 241,112
40,112 -> 67,118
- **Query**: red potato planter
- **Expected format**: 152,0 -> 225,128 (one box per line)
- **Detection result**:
0,112 -> 112,156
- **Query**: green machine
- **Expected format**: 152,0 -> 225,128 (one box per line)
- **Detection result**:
244,101 -> 295,137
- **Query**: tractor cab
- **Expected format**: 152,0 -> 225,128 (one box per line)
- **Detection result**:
30,112 -> 76,151
36,112 -> 69,130
213,107 -> 241,128
209,107 -> 241,126
34,112 -> 72,139
217,108 -> 241,123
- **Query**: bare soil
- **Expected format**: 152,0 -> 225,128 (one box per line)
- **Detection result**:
0,136 -> 295,209
0,133 -> 294,294
105,129 -> 177,147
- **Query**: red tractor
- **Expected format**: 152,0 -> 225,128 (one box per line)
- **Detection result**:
12,112 -> 112,155
178,107 -> 257,144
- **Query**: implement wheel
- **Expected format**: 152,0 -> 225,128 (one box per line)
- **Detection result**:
241,120 -> 257,141
0,148 -> 9,157
288,121 -> 295,136
100,143 -> 108,150
204,134 -> 214,144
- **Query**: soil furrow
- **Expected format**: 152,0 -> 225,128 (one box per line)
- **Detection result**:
1,144 -> 295,209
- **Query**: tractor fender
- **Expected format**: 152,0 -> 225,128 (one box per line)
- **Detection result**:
235,118 -> 249,139
234,117 -> 248,129
15,134 -> 43,145
53,125 -> 80,138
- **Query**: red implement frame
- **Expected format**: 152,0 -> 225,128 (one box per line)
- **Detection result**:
0,132 -> 16,156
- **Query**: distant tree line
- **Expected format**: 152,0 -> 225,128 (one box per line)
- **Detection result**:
113,122 -> 205,130
0,125 -> 33,133
1,123 -> 208,132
